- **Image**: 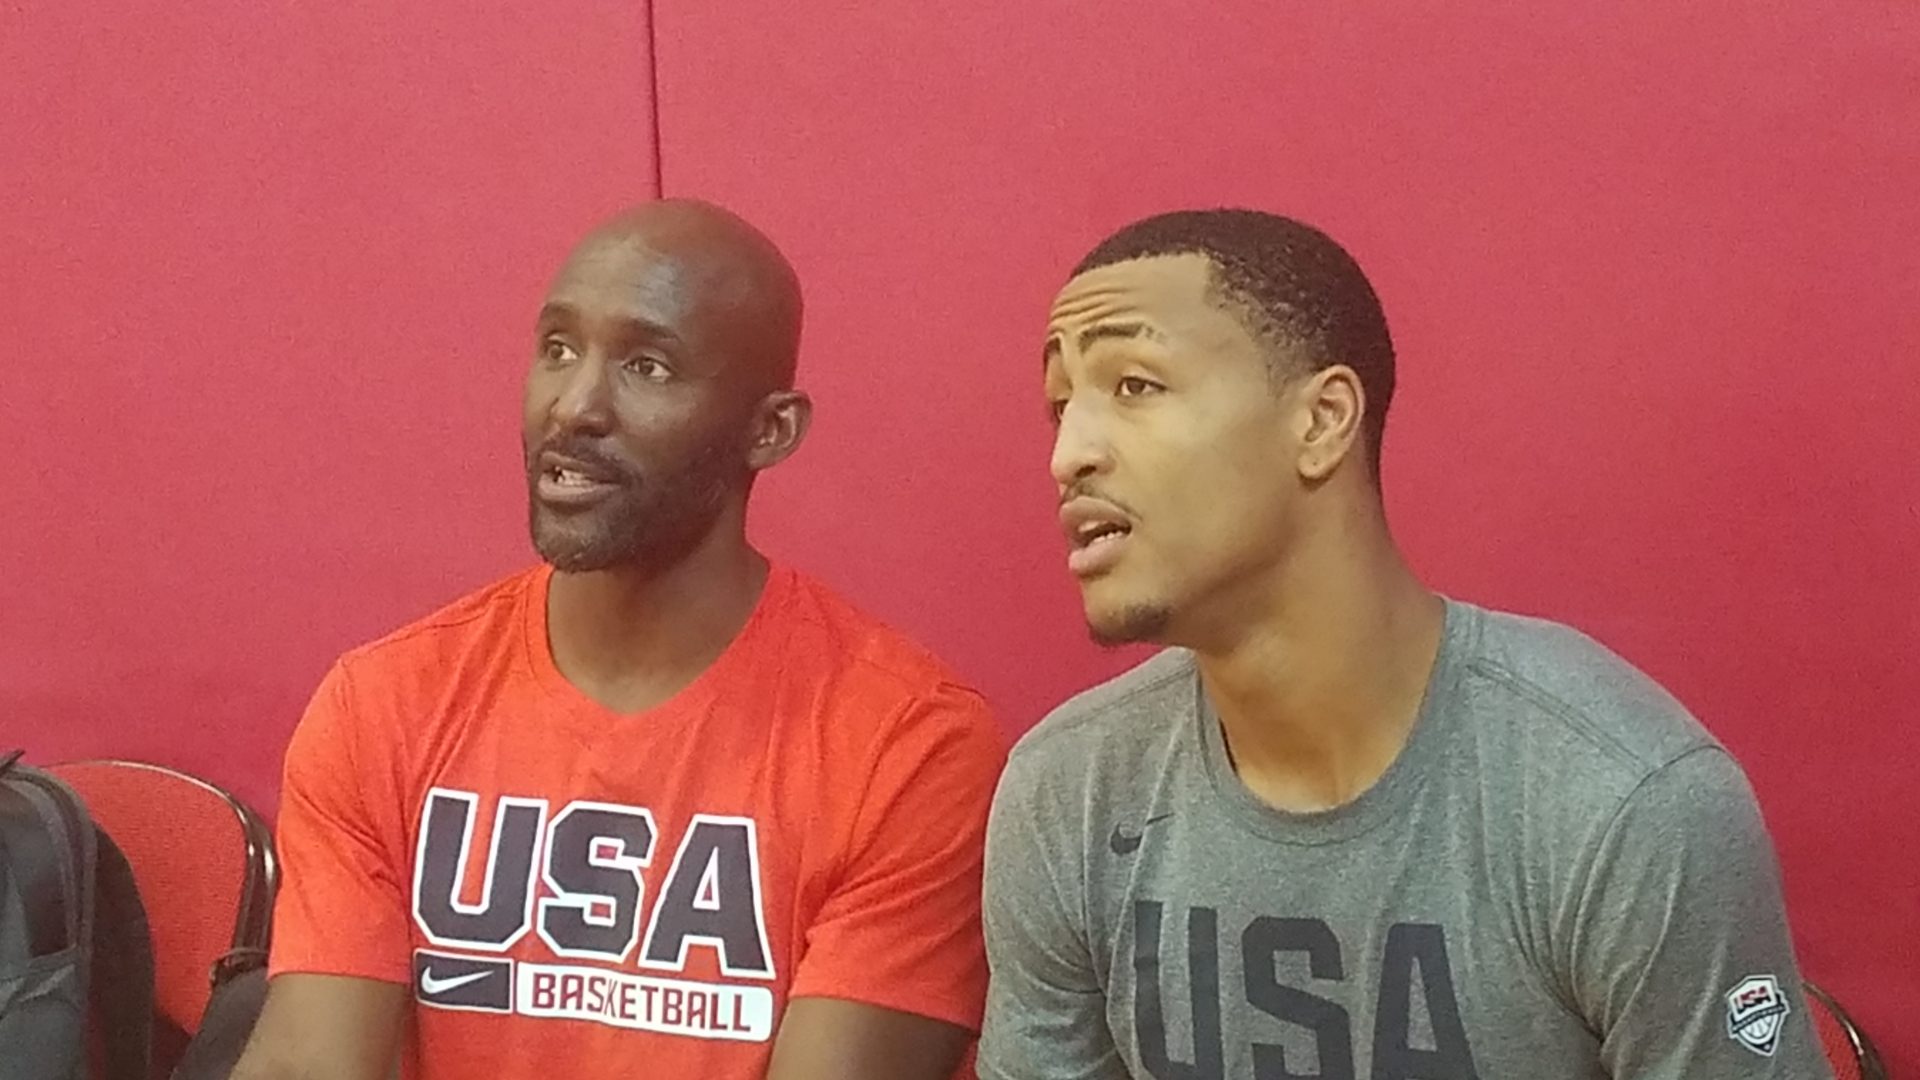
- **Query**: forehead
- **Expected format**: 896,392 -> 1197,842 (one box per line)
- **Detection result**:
1047,253 -> 1217,336
542,233 -> 714,333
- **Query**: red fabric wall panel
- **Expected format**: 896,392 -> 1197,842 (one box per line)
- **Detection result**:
3,0 -> 1913,1068
652,2 -> 1920,1068
1,1 -> 660,810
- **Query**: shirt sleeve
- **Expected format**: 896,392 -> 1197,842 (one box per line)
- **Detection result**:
786,681 -> 1006,1031
267,660 -> 413,985
977,745 -> 1129,1080
1569,746 -> 1833,1079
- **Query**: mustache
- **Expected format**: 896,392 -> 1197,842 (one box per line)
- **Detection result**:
1059,481 -> 1135,517
528,437 -> 636,481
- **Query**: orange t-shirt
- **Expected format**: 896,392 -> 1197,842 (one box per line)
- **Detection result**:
269,564 -> 1006,1079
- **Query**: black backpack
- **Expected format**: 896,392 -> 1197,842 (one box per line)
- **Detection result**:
0,750 -> 155,1080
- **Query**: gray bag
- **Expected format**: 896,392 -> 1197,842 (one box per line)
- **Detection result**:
0,750 -> 153,1080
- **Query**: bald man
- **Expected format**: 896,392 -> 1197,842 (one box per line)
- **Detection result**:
233,201 -> 1004,1080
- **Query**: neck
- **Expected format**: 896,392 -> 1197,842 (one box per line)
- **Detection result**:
545,508 -> 767,713
1190,497 -> 1444,813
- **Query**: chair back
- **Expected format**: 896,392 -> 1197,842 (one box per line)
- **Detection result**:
49,760 -> 276,1042
1805,980 -> 1887,1080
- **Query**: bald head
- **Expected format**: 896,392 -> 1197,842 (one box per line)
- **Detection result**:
559,199 -> 804,391
522,199 -> 813,574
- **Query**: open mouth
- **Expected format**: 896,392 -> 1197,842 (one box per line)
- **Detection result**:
1072,518 -> 1132,551
535,452 -> 623,505
545,466 -> 610,489
1060,498 -> 1136,577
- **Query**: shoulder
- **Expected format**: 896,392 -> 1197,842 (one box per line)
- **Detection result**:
1001,648 -> 1195,797
778,569 -> 978,693
775,568 -> 1000,738
769,573 -> 1006,846
1451,602 -> 1723,795
332,567 -> 539,689
295,569 -> 537,773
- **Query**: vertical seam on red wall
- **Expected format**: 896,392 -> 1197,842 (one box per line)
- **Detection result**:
645,0 -> 665,196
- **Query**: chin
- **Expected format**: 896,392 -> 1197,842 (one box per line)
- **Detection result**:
1084,600 -> 1174,648
534,537 -> 624,574
530,515 -> 630,574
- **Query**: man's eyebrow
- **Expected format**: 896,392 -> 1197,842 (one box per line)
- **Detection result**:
535,302 -> 683,344
1042,320 -> 1163,370
1077,321 -> 1160,351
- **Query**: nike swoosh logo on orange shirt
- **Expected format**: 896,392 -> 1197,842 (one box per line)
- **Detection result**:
419,967 -> 493,996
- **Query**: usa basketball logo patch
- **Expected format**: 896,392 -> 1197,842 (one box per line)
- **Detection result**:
1724,974 -> 1790,1056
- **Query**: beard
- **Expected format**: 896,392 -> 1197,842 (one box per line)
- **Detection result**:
526,440 -> 740,574
1087,602 -> 1173,647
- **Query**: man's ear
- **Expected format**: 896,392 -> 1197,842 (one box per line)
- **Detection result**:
1293,365 -> 1365,482
746,389 -> 812,472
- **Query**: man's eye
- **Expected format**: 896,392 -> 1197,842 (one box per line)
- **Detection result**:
1116,376 -> 1163,398
540,339 -> 578,364
1046,398 -> 1068,425
624,355 -> 673,381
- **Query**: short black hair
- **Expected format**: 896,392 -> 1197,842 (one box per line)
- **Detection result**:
1071,209 -> 1396,479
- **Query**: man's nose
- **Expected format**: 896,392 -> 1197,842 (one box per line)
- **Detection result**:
549,357 -> 614,436
1049,398 -> 1112,489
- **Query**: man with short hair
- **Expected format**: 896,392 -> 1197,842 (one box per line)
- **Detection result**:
980,209 -> 1829,1078
235,199 -> 1003,1080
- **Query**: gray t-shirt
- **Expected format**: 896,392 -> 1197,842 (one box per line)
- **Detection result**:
979,601 -> 1830,1079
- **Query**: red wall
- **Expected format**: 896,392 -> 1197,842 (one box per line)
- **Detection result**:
654,2 -> 1919,1069
6,0 -> 1917,1070
2,0 -> 658,808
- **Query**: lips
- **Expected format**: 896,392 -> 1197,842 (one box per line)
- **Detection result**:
533,450 -> 625,508
1060,497 -> 1134,578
